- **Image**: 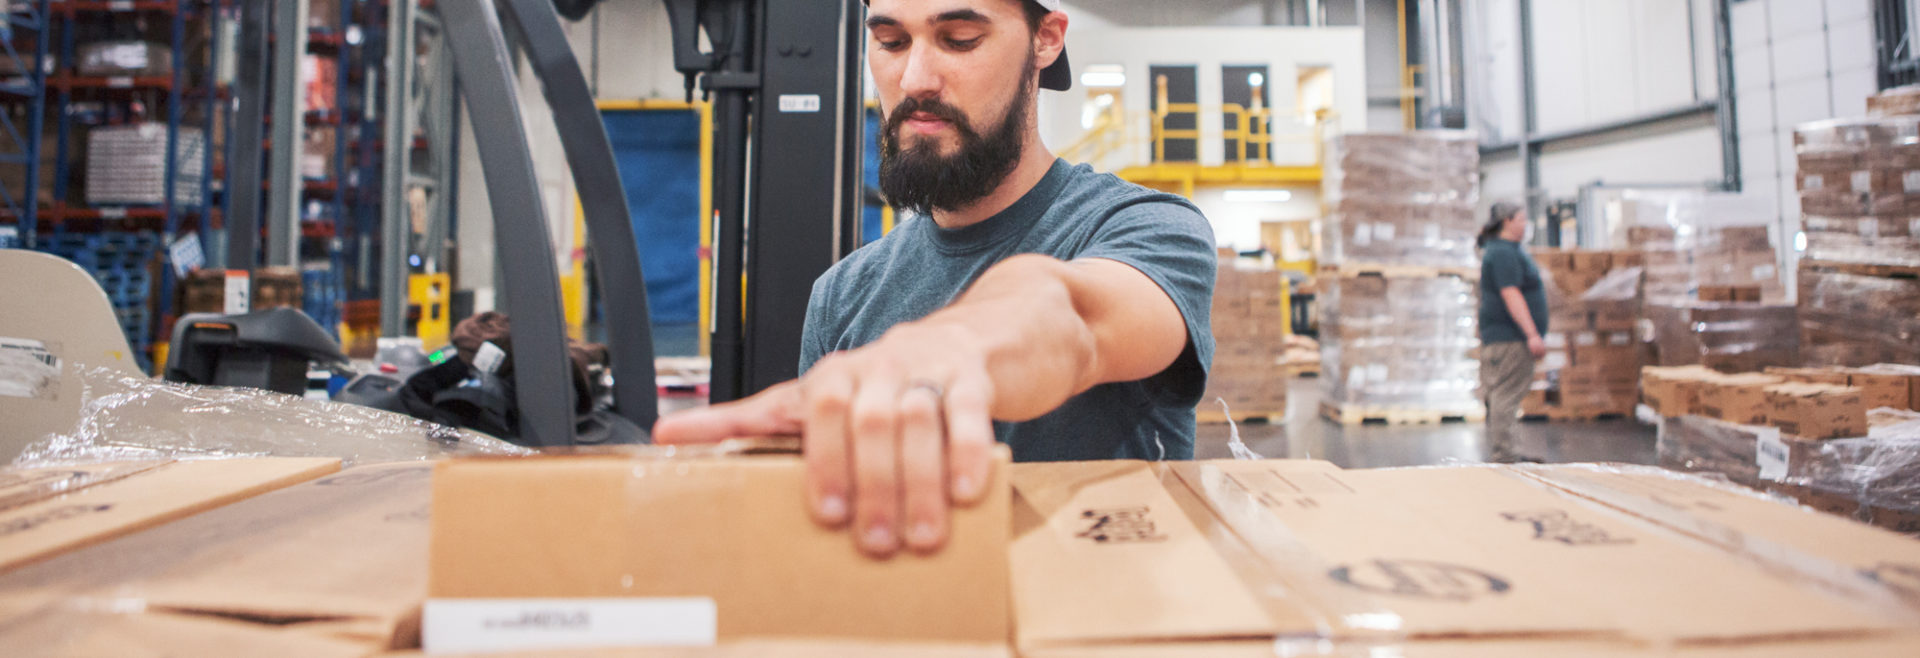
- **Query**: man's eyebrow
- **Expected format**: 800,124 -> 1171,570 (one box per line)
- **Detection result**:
865,9 -> 993,30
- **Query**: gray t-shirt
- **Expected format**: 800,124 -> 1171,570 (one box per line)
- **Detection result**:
799,159 -> 1216,461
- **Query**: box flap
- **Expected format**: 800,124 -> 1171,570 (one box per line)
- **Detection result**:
0,457 -> 341,573
429,449 -> 1010,645
0,461 -> 172,511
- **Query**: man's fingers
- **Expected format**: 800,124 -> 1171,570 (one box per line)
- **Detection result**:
652,385 -> 803,445
802,365 -> 856,527
848,369 -> 904,557
944,370 -> 996,505
898,386 -> 948,554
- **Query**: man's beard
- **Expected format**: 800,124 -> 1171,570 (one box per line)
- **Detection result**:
878,58 -> 1035,217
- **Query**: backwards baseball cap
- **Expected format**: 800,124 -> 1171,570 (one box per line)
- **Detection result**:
862,0 -> 1072,92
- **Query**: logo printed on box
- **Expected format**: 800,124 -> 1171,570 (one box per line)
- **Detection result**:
1327,559 -> 1512,602
1076,507 -> 1168,543
1500,509 -> 1635,546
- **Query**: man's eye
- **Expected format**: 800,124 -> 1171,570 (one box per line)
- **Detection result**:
946,37 -> 982,50
877,39 -> 907,51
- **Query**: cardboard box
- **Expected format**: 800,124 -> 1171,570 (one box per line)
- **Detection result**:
1848,370 -> 1914,410
0,458 -> 340,574
1011,460 -> 1920,655
1587,301 -> 1638,332
1641,365 -> 1720,417
1699,285 -> 1761,303
1568,250 -> 1612,273
0,461 -> 436,651
1698,373 -> 1785,425
426,444 -> 1011,652
1765,367 -> 1851,386
1765,383 -> 1868,440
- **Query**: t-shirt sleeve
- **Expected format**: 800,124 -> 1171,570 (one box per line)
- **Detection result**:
798,275 -> 835,375
1485,246 -> 1527,291
1075,196 -> 1217,407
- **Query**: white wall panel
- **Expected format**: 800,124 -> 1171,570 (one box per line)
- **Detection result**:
1736,83 -> 1777,135
1769,32 -> 1831,84
1536,125 -> 1724,198
1584,1 -> 1640,124
1694,0 -> 1722,101
1480,156 -> 1526,205
1767,0 -> 1828,40
1826,18 -> 1876,72
1634,0 -> 1701,110
1774,75 -> 1835,128
1832,65 -> 1877,117
1531,0 -> 1592,134
1731,0 -> 1770,50
1775,131 -> 1801,186
1740,129 -> 1780,183
1825,0 -> 1873,24
1732,44 -> 1774,94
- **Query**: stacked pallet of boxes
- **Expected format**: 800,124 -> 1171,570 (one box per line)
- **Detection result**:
1317,131 -> 1482,424
1648,363 -> 1920,534
1793,116 -> 1920,367
1613,193 -> 1800,372
84,124 -> 206,208
1198,252 -> 1289,422
1523,249 -> 1642,420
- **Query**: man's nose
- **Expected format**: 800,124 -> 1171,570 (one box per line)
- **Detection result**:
898,44 -> 943,99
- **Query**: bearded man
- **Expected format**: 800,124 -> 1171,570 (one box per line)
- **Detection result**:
655,0 -> 1217,557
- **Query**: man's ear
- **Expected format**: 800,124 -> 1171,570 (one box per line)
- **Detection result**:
1035,11 -> 1067,70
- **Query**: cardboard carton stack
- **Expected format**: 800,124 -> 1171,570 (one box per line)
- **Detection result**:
1656,414 -> 1920,535
1643,301 -> 1800,372
1792,116 -> 1920,367
1524,249 -> 1643,418
1640,364 -> 1914,439
1318,131 -> 1482,419
1012,459 -> 1920,655
1616,193 -> 1785,303
1322,131 -> 1480,270
1200,256 -> 1289,420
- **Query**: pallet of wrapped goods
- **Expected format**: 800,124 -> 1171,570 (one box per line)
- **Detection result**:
1644,301 -> 1800,372
1612,193 -> 1784,302
1794,116 -> 1920,216
1318,131 -> 1482,425
1801,215 -> 1920,270
1198,261 -> 1288,423
1317,274 -> 1482,424
1797,264 -> 1920,367
83,124 -> 206,207
1521,252 -> 1644,421
1868,83 -> 1920,117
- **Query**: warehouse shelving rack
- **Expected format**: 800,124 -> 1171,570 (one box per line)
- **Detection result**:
0,0 -> 51,248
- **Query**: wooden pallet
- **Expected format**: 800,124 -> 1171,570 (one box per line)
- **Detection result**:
1319,263 -> 1479,280
1521,408 -> 1630,423
1800,259 -> 1920,280
1196,409 -> 1286,425
1320,402 -> 1486,426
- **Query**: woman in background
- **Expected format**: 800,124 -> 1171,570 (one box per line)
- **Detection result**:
1475,201 -> 1547,463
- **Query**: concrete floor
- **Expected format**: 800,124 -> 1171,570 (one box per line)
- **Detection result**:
1193,377 -> 1657,468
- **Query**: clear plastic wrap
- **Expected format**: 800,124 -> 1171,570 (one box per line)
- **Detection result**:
1802,215 -> 1920,268
1322,131 -> 1481,269
10,366 -> 528,468
1657,413 -> 1920,536
1318,276 -> 1480,410
1611,190 -> 1782,303
1797,267 -> 1920,367
1794,116 -> 1920,217
85,124 -> 207,207
1643,301 -> 1800,373
75,41 -> 172,77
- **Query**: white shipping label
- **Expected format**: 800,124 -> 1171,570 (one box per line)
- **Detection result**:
1756,428 -> 1789,481
1804,174 -> 1824,191
1352,222 -> 1372,246
778,94 -> 821,113
1425,224 -> 1441,243
1852,171 -> 1871,193
472,341 -> 507,374
0,336 -> 59,400
1904,171 -> 1920,194
1752,264 -> 1776,280
1374,222 -> 1397,240
422,598 -> 717,654
223,270 -> 250,314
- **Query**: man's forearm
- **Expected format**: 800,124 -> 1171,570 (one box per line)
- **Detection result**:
1499,287 -> 1540,340
906,254 -> 1102,421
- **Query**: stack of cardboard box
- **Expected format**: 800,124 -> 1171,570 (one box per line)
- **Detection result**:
1640,364 -> 1911,440
1643,301 -> 1801,372
1615,194 -> 1784,303
1793,115 -> 1920,367
1200,256 -> 1289,420
1656,413 -> 1920,536
1318,132 -> 1482,420
1522,249 -> 1642,419
1322,131 -> 1480,270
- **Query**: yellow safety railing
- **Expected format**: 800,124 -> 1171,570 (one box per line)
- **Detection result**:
1058,101 -> 1129,167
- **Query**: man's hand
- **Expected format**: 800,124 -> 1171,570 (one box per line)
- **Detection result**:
653,321 -> 999,558
1526,334 -> 1547,359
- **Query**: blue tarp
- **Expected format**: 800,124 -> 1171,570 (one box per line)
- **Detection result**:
601,109 -> 701,326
